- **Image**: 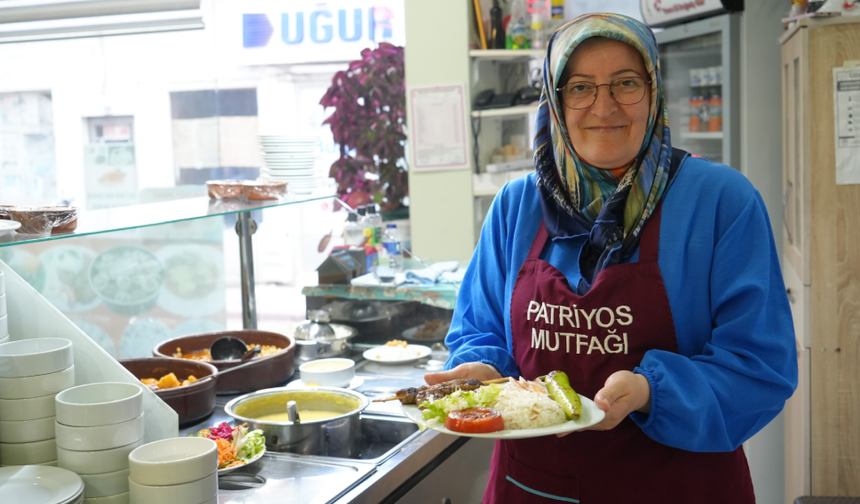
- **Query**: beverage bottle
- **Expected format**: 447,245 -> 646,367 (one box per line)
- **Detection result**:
505,0 -> 530,49
699,94 -> 710,132
366,204 -> 383,247
551,0 -> 564,31
357,205 -> 373,246
689,96 -> 700,132
343,212 -> 365,246
490,0 -> 505,49
382,224 -> 403,271
709,94 -> 722,132
531,4 -> 546,49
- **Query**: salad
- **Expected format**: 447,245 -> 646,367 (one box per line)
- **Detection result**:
193,422 -> 266,469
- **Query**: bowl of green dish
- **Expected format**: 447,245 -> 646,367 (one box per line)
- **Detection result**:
89,245 -> 164,316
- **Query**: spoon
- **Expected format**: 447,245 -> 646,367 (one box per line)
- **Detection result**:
287,400 -> 301,423
210,336 -> 253,361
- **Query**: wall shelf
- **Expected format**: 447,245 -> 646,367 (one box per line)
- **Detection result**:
680,131 -> 723,140
470,104 -> 539,118
469,49 -> 544,60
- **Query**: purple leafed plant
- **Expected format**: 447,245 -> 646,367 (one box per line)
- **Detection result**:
320,42 -> 407,211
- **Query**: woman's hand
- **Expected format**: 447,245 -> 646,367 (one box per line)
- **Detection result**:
424,362 -> 502,385
583,370 -> 651,431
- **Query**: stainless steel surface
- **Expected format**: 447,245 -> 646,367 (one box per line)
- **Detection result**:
236,212 -> 257,330
295,322 -> 358,360
287,400 -> 300,422
225,387 -> 369,457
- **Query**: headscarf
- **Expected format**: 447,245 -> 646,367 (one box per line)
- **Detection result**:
533,13 -> 673,295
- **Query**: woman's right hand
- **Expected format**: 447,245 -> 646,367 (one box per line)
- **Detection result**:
424,362 -> 503,385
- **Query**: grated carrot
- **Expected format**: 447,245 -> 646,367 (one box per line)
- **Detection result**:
215,438 -> 237,468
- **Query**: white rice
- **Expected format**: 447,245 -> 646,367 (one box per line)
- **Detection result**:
488,382 -> 567,430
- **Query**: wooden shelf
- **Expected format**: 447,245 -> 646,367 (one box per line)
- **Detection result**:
470,104 -> 539,118
469,49 -> 544,60
680,131 -> 723,140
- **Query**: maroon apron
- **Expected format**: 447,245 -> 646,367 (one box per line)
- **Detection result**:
482,203 -> 755,504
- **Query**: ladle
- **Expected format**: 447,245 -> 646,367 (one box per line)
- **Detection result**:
191,348 -> 282,385
287,400 -> 301,423
210,336 -> 260,361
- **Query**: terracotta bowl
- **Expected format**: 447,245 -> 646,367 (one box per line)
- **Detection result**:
119,357 -> 217,427
152,330 -> 295,395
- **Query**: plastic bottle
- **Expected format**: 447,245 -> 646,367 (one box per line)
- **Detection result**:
366,204 -> 383,247
505,0 -> 530,50
343,212 -> 365,246
709,94 -> 722,132
551,0 -> 564,31
490,0 -> 505,50
382,224 -> 403,271
689,96 -> 700,132
698,94 -> 710,132
356,205 -> 372,246
531,4 -> 546,49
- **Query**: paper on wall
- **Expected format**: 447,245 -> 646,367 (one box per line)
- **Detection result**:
408,84 -> 469,171
834,65 -> 860,185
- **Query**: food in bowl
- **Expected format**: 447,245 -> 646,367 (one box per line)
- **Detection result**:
173,344 -> 284,362
192,421 -> 265,469
299,358 -> 355,387
140,372 -> 198,391
89,246 -> 163,312
302,360 -> 352,372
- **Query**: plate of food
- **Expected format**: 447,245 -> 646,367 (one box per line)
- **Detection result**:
362,340 -> 432,364
191,421 -> 266,474
389,373 -> 605,439
401,319 -> 450,343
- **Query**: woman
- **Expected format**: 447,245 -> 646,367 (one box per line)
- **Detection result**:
425,13 -> 797,503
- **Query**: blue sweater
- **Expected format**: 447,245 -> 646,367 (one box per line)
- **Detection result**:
445,156 -> 798,452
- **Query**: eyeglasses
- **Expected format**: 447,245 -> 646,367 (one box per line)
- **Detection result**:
556,77 -> 651,110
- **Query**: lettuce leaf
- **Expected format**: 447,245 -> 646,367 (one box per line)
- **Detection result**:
235,426 -> 266,461
419,384 -> 503,422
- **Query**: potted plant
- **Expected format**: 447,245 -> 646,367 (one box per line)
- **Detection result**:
319,42 -> 407,212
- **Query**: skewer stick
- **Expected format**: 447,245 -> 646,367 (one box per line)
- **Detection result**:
372,396 -> 401,403
481,377 -> 513,384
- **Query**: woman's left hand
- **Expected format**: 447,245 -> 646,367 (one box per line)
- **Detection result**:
558,370 -> 651,436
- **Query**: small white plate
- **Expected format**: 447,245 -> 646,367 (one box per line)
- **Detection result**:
285,376 -> 365,390
401,395 -> 605,439
218,447 -> 266,475
362,344 -> 432,364
0,221 -> 21,236
0,465 -> 84,504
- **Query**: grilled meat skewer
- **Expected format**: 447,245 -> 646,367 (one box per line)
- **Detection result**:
374,379 -> 485,405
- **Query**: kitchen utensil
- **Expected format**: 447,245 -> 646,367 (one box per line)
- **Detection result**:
296,310 -> 335,339
0,337 -> 73,378
55,382 -> 143,427
55,413 -> 145,451
287,400 -> 300,422
298,358 -> 355,387
294,311 -> 357,360
225,387 -> 369,457
128,437 -> 217,487
153,330 -> 295,394
0,415 -> 56,442
0,364 -> 75,399
209,336 -> 250,360
57,438 -> 144,475
127,471 -> 217,504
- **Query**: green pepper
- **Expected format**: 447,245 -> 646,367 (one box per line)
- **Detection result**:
542,371 -> 582,421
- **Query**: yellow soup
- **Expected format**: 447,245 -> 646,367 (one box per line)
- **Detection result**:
303,361 -> 352,372
256,410 -> 343,422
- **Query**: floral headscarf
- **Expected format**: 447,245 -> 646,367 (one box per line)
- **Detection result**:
533,13 -> 674,294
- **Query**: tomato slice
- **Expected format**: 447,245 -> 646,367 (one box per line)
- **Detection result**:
444,407 -> 505,433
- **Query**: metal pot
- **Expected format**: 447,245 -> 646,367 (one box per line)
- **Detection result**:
224,387 -> 369,458
294,310 -> 357,361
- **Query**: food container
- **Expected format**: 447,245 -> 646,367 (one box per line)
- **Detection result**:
0,337 -> 73,378
152,330 -> 295,394
119,358 -> 217,426
294,310 -> 357,361
7,206 -> 78,235
55,382 -> 143,427
299,358 -> 355,387
206,180 -> 244,199
225,387 -> 368,457
242,180 -> 287,200
89,245 -> 164,316
127,437 -> 217,486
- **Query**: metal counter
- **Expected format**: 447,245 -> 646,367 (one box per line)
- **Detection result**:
179,352 -> 483,504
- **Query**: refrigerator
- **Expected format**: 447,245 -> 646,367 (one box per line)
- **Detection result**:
654,13 -> 741,169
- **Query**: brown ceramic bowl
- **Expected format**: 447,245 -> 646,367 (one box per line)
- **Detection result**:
119,357 -> 217,427
152,330 -> 295,395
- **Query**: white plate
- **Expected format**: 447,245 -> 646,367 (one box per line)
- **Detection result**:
401,395 -> 605,439
362,344 -> 432,364
0,465 -> 84,504
155,244 -> 225,318
218,447 -> 265,476
284,376 -> 365,390
0,221 -> 21,236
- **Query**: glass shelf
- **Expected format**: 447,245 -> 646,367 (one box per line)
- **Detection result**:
0,192 -> 335,248
302,282 -> 460,310
469,49 -> 544,61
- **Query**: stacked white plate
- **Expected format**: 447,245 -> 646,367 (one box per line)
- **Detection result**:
259,135 -> 321,194
128,437 -> 219,504
0,465 -> 84,503
0,270 -> 7,345
0,338 -> 75,467
56,383 -> 144,504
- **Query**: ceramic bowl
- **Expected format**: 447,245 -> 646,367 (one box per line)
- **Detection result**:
299,358 -> 355,387
128,471 -> 217,504
152,329 -> 295,394
0,315 -> 9,343
0,293 -> 6,318
56,383 -> 143,427
0,364 -> 75,400
0,335 -> 7,346
80,467 -> 130,498
83,493 -> 129,504
128,437 -> 217,486
0,338 -> 73,378
0,415 -> 56,442
57,438 -> 143,475
0,459 -> 57,468
0,392 -> 57,421
56,413 -> 144,451
119,358 -> 217,427
0,438 -> 58,465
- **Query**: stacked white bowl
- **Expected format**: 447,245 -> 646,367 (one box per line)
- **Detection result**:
0,270 -> 7,344
55,383 -> 144,504
128,437 -> 219,504
0,338 -> 74,467
258,135 -> 321,194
